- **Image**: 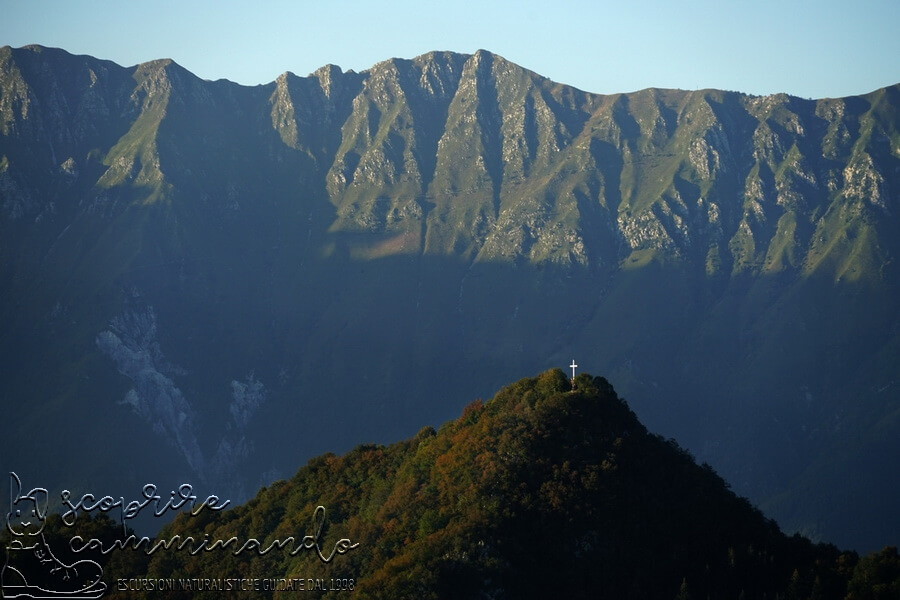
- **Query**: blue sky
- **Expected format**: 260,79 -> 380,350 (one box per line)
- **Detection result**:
2,0 -> 897,99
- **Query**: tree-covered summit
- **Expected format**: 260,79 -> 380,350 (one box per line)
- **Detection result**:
77,370 -> 892,599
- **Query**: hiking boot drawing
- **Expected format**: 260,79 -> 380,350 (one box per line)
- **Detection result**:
2,473 -> 106,599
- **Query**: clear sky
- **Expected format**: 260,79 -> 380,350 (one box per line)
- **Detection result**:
2,0 -> 897,99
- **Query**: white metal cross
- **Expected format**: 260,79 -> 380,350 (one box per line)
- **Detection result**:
570,359 -> 578,380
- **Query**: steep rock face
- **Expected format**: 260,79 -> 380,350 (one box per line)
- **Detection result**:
0,45 -> 898,551
2,46 -> 895,274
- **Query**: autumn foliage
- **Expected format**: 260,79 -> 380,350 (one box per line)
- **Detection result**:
20,370 -> 896,599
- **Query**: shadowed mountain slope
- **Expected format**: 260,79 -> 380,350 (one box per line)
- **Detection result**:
0,45 -> 898,551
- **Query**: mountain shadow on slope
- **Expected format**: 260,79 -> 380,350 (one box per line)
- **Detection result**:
2,44 -> 899,554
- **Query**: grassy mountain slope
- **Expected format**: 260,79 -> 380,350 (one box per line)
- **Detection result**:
0,45 -> 898,551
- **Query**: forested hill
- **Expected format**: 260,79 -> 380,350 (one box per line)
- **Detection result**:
69,371 -> 895,599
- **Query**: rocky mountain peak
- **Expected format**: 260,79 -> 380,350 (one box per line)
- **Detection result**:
1,45 -> 898,551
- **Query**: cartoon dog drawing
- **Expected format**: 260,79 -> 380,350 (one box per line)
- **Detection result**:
2,473 -> 106,599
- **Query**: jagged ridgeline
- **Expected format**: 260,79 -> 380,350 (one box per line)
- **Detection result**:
78,371 -> 894,599
0,45 -> 898,552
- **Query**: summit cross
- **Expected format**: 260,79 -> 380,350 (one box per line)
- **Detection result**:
570,360 -> 578,380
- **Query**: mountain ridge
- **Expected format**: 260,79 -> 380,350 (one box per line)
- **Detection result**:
3,44 -> 896,274
1,44 -> 898,552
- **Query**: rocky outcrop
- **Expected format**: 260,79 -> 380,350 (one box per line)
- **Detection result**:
1,44 -> 898,551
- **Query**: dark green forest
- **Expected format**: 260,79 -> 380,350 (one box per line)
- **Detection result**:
7,371 -> 897,599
